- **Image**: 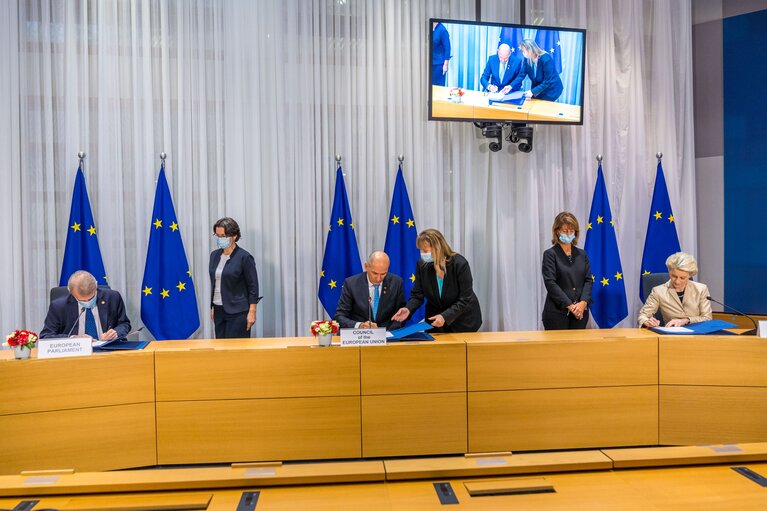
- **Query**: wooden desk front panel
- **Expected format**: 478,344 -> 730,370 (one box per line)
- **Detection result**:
155,346 -> 360,401
157,397 -> 361,464
469,386 -> 658,452
360,342 -> 466,395
660,337 -> 767,386
660,385 -> 767,445
468,337 -> 657,391
0,352 -> 154,415
0,402 -> 156,475
361,393 -> 467,457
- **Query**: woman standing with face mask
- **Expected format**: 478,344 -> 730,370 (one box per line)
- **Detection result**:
541,212 -> 593,330
391,228 -> 482,333
209,217 -> 260,338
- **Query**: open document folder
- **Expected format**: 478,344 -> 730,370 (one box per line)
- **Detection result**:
650,319 -> 737,335
386,321 -> 435,341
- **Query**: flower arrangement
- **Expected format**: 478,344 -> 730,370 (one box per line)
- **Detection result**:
449,87 -> 465,102
4,329 -> 38,350
310,320 -> 340,336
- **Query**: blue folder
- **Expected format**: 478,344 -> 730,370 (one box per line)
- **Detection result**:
388,321 -> 435,342
94,340 -> 150,351
650,319 -> 737,335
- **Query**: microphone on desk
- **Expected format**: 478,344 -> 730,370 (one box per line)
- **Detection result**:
368,295 -> 373,326
706,296 -> 758,336
66,307 -> 86,337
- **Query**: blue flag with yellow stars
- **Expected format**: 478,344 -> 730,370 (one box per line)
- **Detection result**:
59,164 -> 108,286
318,165 -> 362,317
140,164 -> 200,340
583,164 -> 628,328
534,29 -> 563,74
499,27 -> 524,58
383,164 -> 424,324
639,161 -> 681,299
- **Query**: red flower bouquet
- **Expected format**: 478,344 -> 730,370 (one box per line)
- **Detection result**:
310,320 -> 340,336
4,329 -> 38,350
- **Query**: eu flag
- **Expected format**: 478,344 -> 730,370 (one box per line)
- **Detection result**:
140,164 -> 200,340
59,164 -> 108,286
499,27 -> 524,59
534,29 -> 562,74
383,164 -> 424,323
318,166 -> 362,317
583,164 -> 628,328
639,161 -> 681,298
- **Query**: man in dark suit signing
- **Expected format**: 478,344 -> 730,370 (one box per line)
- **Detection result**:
334,251 -> 406,330
40,270 -> 131,341
480,43 -> 524,94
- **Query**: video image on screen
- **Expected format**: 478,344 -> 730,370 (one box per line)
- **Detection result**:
429,19 -> 586,125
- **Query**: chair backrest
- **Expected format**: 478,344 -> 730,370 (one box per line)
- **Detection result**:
641,273 -> 669,302
641,272 -> 668,323
50,285 -> 111,303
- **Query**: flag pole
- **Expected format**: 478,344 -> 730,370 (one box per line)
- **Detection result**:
596,154 -> 603,163
656,152 -> 663,163
335,154 -> 342,169
160,151 -> 167,170
77,151 -> 86,165
397,154 -> 404,163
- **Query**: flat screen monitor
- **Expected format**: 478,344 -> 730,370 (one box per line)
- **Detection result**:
429,19 -> 586,125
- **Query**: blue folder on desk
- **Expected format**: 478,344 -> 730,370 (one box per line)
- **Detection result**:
650,319 -> 737,335
488,91 -> 526,106
94,340 -> 150,351
387,321 -> 435,342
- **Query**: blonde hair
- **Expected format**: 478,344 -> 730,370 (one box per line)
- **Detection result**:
665,252 -> 698,276
551,212 -> 580,246
520,38 -> 546,61
416,228 -> 456,273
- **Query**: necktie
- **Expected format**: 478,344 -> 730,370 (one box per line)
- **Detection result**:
85,308 -> 99,339
372,285 -> 380,320
499,62 -> 506,83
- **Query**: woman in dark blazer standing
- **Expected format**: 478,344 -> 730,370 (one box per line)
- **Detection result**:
392,228 -> 482,333
209,217 -> 260,338
541,211 -> 592,330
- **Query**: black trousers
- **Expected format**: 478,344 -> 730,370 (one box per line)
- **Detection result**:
542,309 -> 589,330
213,304 -> 251,339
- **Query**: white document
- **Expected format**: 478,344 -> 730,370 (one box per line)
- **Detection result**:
759,320 -> 767,338
653,326 -> 694,334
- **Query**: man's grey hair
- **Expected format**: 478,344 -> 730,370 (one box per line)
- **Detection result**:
67,270 -> 98,296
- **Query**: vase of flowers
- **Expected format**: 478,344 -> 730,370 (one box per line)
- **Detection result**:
4,329 -> 38,360
310,320 -> 339,347
449,87 -> 465,103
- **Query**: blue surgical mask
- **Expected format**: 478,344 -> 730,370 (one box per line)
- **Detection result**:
420,252 -> 434,263
78,295 -> 97,310
215,236 -> 231,250
559,232 -> 576,244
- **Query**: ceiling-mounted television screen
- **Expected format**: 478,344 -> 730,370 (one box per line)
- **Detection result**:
429,18 -> 586,125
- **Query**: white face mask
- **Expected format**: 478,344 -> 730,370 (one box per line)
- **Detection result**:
559,232 -> 576,244
420,252 -> 434,263
215,236 -> 231,249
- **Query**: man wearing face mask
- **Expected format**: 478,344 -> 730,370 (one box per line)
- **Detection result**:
541,212 -> 593,330
40,270 -> 131,340
209,217 -> 261,338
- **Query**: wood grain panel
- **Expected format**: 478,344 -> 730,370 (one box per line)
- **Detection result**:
157,397 -> 361,464
469,386 -> 658,452
603,442 -> 767,468
0,403 -> 156,475
361,342 -> 465,395
468,338 -> 657,391
155,347 -> 359,401
660,385 -> 767,445
0,352 -> 154,415
660,337 -> 767,386
362,393 -> 466,457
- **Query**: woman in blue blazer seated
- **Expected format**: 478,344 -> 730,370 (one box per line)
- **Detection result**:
209,217 -> 260,338
519,38 -> 564,102
392,228 -> 482,333
541,211 -> 593,330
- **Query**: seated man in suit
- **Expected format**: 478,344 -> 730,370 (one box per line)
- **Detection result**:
334,251 -> 406,330
41,270 -> 131,341
480,43 -> 524,94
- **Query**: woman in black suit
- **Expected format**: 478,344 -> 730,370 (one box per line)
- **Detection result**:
209,217 -> 260,338
541,212 -> 592,330
392,228 -> 482,333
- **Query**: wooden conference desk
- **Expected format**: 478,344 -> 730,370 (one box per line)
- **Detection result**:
1,330 -> 766,475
